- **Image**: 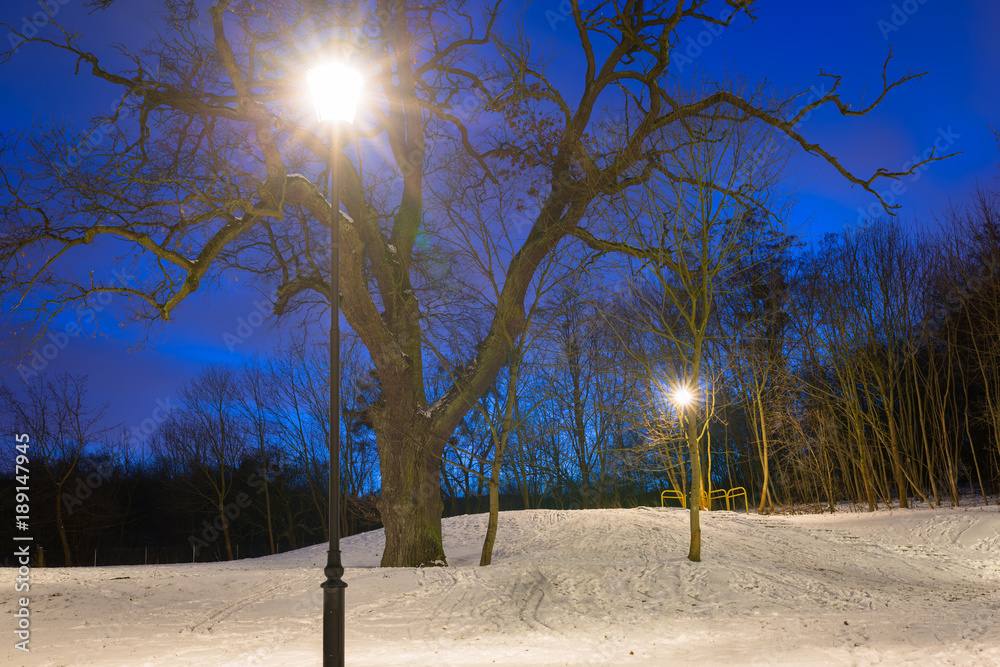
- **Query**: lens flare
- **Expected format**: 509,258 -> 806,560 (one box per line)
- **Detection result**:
673,386 -> 694,407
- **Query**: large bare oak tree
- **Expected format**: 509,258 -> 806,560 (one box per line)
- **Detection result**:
1,0 -> 949,565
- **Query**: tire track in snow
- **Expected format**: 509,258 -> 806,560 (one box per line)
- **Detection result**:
185,572 -> 314,634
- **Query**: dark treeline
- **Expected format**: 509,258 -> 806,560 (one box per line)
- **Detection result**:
0,343 -> 383,567
3,178 -> 1000,567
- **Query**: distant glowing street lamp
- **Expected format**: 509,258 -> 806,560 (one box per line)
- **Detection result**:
308,59 -> 363,667
672,383 -> 701,513
672,385 -> 694,409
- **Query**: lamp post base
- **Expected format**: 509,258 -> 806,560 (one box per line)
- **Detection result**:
322,550 -> 347,667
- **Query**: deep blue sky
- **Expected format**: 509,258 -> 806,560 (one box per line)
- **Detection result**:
1,0 -> 998,428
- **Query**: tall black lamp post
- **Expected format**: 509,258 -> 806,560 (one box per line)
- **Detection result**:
307,60 -> 363,667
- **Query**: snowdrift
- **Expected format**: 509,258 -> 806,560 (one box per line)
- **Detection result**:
4,504 -> 999,666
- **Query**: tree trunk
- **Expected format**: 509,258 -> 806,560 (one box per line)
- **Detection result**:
571,342 -> 590,507
480,459 -> 501,566
220,503 -> 234,561
261,454 -> 275,555
377,428 -> 447,567
55,491 -> 72,567
265,488 -> 276,554
687,409 -> 702,562
912,352 -> 938,507
481,352 -> 520,566
310,463 -> 330,542
285,504 -> 298,550
755,392 -> 772,513
887,408 -> 909,508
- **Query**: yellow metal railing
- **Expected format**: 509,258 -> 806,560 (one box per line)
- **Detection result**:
727,487 -> 749,514
660,489 -> 686,508
661,486 -> 749,514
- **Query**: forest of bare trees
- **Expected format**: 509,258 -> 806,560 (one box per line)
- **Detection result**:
0,0 -> 954,568
0,1 -> 996,571
3,171 -> 1000,567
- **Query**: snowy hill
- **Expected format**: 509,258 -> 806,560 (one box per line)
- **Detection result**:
4,505 -> 1000,666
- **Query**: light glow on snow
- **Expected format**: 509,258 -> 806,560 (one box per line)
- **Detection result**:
3,503 -> 998,665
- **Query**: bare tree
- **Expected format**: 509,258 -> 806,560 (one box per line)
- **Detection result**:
263,341 -> 334,542
0,374 -> 110,565
716,239 -> 803,512
236,358 -> 278,555
0,1 -> 949,566
155,366 -> 247,561
588,100 -> 791,560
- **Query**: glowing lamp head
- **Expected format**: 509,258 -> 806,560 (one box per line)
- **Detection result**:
307,62 -> 363,123
672,386 -> 694,408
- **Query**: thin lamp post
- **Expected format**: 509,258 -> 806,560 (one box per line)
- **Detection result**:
307,61 -> 363,667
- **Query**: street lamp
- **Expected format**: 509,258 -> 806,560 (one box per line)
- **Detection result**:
308,59 -> 363,667
672,385 -> 694,409
672,383 -> 702,518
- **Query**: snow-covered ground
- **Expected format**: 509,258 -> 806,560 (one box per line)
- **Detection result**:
4,502 -> 1000,666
